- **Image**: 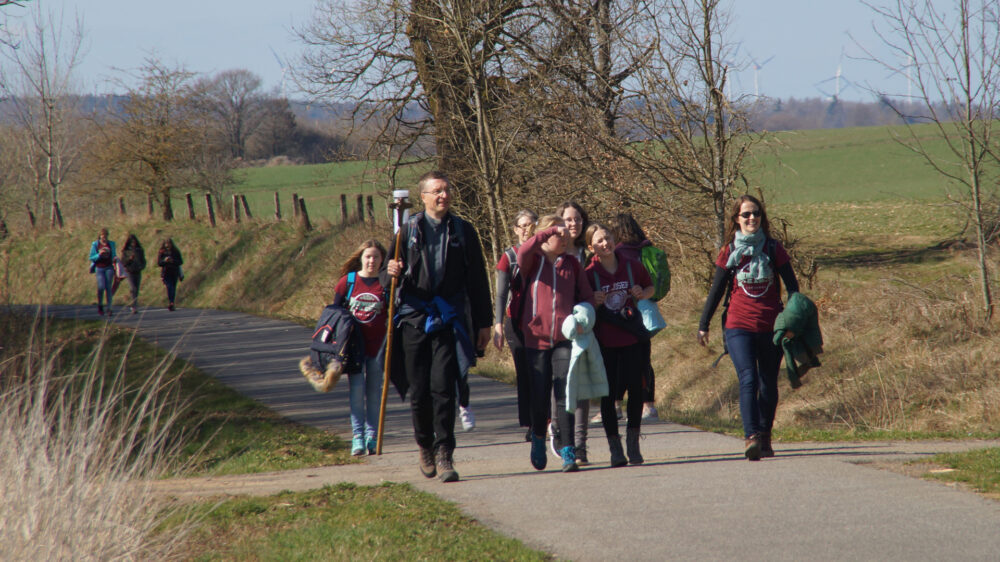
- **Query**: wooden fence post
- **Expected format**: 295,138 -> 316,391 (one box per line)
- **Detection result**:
119,197 -> 126,216
205,193 -> 216,227
274,192 -> 281,220
25,204 -> 36,228
366,196 -> 374,223
355,194 -> 364,223
340,194 -> 348,224
186,193 -> 196,219
299,198 -> 312,231
292,193 -> 299,218
232,194 -> 241,223
241,194 -> 253,219
147,194 -> 155,217
0,220 -> 7,241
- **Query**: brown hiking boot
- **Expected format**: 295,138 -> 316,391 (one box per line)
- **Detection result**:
435,446 -> 459,483
759,431 -> 774,458
745,435 -> 762,461
418,446 -> 436,478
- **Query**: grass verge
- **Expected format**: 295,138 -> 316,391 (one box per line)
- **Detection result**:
919,447 -> 1000,499
168,483 -> 552,561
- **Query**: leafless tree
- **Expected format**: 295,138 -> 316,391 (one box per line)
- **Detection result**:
0,4 -> 87,228
194,69 -> 267,160
89,59 -> 231,221
866,0 -> 1000,322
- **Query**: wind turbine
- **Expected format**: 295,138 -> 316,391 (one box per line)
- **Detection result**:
815,48 -> 853,101
750,55 -> 774,97
269,45 -> 289,100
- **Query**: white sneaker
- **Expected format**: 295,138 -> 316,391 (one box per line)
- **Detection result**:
590,411 -> 603,425
459,406 -> 476,432
642,404 -> 659,420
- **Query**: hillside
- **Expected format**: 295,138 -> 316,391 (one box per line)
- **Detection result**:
2,123 -> 998,439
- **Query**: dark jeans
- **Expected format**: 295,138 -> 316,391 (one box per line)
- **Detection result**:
504,317 -> 532,427
126,271 -> 142,307
600,341 -> 647,436
724,328 -> 781,438
399,324 -> 459,452
525,341 -> 574,449
163,275 -> 178,303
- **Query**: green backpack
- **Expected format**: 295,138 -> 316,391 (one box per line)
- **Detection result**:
640,245 -> 671,301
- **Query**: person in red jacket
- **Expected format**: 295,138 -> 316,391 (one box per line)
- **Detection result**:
585,223 -> 654,466
517,214 -> 594,472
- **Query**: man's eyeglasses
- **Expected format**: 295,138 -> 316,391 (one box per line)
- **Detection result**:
422,188 -> 450,197
739,211 -> 761,219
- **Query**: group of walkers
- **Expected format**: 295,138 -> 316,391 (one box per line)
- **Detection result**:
88,229 -> 184,315
330,170 -> 800,483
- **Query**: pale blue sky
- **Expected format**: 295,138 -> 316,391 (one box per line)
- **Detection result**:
10,0 -> 911,101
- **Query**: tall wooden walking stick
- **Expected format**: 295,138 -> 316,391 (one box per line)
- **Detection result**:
376,190 -> 412,455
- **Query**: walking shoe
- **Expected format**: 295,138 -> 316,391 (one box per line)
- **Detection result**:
351,435 -> 366,456
530,433 -> 547,470
97,305 -> 104,316
547,422 -> 562,457
435,446 -> 459,482
168,302 -> 175,311
560,446 -> 579,472
641,404 -> 659,420
575,447 -> 589,466
366,435 -> 377,455
745,435 -> 762,461
626,427 -> 644,465
590,411 -> 603,425
759,431 -> 774,458
607,434 -> 628,467
130,306 -> 137,314
459,406 -> 476,432
419,446 -> 437,478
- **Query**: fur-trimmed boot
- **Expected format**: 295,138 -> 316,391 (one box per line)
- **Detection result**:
626,427 -> 644,465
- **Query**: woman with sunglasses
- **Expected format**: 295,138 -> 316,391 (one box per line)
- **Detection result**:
696,195 -> 799,461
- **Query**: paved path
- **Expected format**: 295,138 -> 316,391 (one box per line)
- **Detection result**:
21,305 -> 1000,561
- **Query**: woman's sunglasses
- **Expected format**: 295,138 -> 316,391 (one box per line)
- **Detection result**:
739,211 -> 761,219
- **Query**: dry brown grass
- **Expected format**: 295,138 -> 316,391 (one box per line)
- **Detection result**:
651,248 -> 1000,436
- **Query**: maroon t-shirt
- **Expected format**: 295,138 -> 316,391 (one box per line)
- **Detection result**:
585,253 -> 653,348
334,274 -> 388,357
715,241 -> 790,333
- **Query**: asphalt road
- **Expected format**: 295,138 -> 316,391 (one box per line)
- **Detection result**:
20,304 -> 1000,561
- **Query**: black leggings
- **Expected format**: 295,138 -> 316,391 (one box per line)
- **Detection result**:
600,341 -> 648,435
524,341 -> 573,448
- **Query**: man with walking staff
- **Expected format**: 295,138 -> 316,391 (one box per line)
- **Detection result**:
385,171 -> 492,482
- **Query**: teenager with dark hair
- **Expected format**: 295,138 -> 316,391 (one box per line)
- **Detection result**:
697,195 -> 799,460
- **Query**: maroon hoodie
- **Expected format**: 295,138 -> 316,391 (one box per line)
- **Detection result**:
516,226 -> 594,350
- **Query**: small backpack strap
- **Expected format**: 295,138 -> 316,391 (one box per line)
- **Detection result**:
345,271 -> 356,305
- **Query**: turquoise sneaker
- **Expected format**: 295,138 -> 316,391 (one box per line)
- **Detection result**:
530,433 -> 547,470
560,446 -> 579,472
351,435 -> 366,456
366,435 -> 377,455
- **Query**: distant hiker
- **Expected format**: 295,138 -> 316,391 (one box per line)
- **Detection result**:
697,195 -> 799,461
554,201 -> 596,464
493,209 -> 538,442
385,171 -> 492,483
333,239 -> 390,456
612,212 -> 669,421
157,238 -> 184,311
89,228 -> 116,316
585,223 -> 654,466
120,234 -> 147,314
517,214 -> 594,473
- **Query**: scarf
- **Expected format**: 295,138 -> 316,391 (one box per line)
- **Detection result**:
726,230 -> 771,284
